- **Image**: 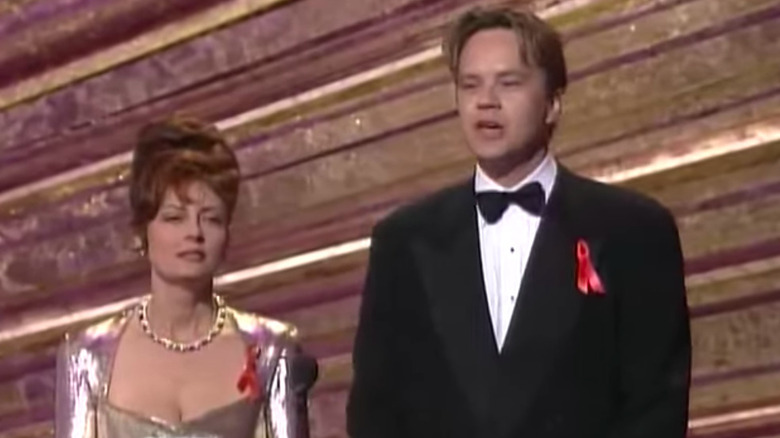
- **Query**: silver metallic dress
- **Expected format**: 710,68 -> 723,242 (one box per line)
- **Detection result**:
55,306 -> 302,438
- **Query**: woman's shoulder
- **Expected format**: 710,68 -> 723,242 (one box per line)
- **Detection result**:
60,306 -> 133,353
227,307 -> 298,346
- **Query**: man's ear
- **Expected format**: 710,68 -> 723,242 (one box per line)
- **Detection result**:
545,90 -> 563,126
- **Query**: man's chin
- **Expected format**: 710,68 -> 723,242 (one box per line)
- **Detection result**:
473,149 -> 520,167
475,147 -> 547,175
470,143 -> 510,161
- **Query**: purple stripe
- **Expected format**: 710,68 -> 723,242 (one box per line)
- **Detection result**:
0,282 -> 362,385
1,156 -> 777,320
232,194 -> 395,241
565,0 -> 699,40
0,352 -> 55,382
0,0 -> 111,38
0,194 -> 386,318
127,0 -> 459,117
232,72 -> 448,153
166,0 -> 778,142
22,372 -> 55,403
2,163 -> 778,320
9,71 -> 776,257
0,0 -> 750,183
222,203 -> 386,268
0,0 -> 459,157
304,333 -> 355,361
2,105 -> 413,257
7,239 -> 780,386
312,381 -> 350,396
3,0 -> 776,190
104,4 -> 441,125
5,280 -> 780,429
674,179 -> 780,217
265,0 -> 470,61
0,267 -> 145,315
0,3 -> 455,187
690,288 -> 780,319
565,80 -> 780,157
686,237 -> 780,275
693,395 -> 780,419
3,273 -> 778,386
692,360 -> 780,388
223,189 -> 387,254
689,421 -> 780,438
0,72 -> 446,255
6,151 -> 778,317
242,110 -> 457,181
238,279 -> 363,317
0,358 -> 54,388
0,0 -> 226,89
0,0 -> 681,163
0,93 -> 774,264
0,403 -> 51,434
0,204 -> 127,255
7,303 -> 780,392
570,3 -> 780,82
1,1 -> 780,376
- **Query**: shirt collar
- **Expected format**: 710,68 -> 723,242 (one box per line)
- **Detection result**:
474,151 -> 557,204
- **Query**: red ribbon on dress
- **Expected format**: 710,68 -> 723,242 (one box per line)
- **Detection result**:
237,345 -> 262,400
576,239 -> 605,295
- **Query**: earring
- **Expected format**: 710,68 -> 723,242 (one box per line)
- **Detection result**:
132,236 -> 147,257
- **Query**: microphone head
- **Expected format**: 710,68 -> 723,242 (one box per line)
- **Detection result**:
293,353 -> 319,393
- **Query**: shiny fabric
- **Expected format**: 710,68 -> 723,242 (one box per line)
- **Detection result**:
96,397 -> 259,438
55,306 -> 302,438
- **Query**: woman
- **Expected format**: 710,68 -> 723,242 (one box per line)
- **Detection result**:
55,117 -> 306,438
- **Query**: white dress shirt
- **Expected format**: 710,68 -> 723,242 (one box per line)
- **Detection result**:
474,153 -> 557,350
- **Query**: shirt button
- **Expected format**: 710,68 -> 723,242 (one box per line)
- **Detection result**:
510,247 -> 515,253
510,296 -> 516,301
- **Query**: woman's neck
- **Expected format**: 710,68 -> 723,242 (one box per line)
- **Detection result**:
145,273 -> 216,343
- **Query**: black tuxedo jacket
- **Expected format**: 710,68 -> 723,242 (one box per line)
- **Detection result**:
347,166 -> 691,438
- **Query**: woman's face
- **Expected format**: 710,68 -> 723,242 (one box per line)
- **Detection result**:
145,181 -> 229,284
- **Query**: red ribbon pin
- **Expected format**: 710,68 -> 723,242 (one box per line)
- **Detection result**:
576,239 -> 604,295
237,345 -> 263,400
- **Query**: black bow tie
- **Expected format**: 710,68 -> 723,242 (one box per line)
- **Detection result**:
476,182 -> 546,223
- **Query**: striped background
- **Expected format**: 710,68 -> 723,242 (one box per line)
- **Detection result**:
1,0 -> 780,436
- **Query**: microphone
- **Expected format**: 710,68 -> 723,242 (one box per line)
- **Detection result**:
292,351 -> 318,438
293,353 -> 319,394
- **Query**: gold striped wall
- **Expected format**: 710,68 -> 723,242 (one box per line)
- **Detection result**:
1,0 -> 780,437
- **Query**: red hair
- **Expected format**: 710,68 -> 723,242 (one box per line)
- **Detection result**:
129,117 -> 240,237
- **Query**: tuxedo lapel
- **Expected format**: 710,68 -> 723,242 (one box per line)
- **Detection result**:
492,168 -> 587,434
410,181 -> 498,423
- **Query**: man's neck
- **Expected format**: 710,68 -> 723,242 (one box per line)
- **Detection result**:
478,148 -> 548,189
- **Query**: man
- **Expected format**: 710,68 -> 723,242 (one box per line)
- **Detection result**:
347,6 -> 690,438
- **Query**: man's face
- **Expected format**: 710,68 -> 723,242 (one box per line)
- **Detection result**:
456,28 -> 560,167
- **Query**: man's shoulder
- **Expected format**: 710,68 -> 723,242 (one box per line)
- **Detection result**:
373,180 -> 471,239
564,169 -> 676,231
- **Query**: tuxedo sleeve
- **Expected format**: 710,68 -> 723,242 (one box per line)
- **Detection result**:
607,206 -> 691,438
347,220 -> 405,438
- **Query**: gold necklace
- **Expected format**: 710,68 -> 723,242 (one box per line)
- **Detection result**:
138,294 -> 227,353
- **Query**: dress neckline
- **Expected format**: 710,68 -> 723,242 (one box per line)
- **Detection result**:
100,396 -> 255,432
